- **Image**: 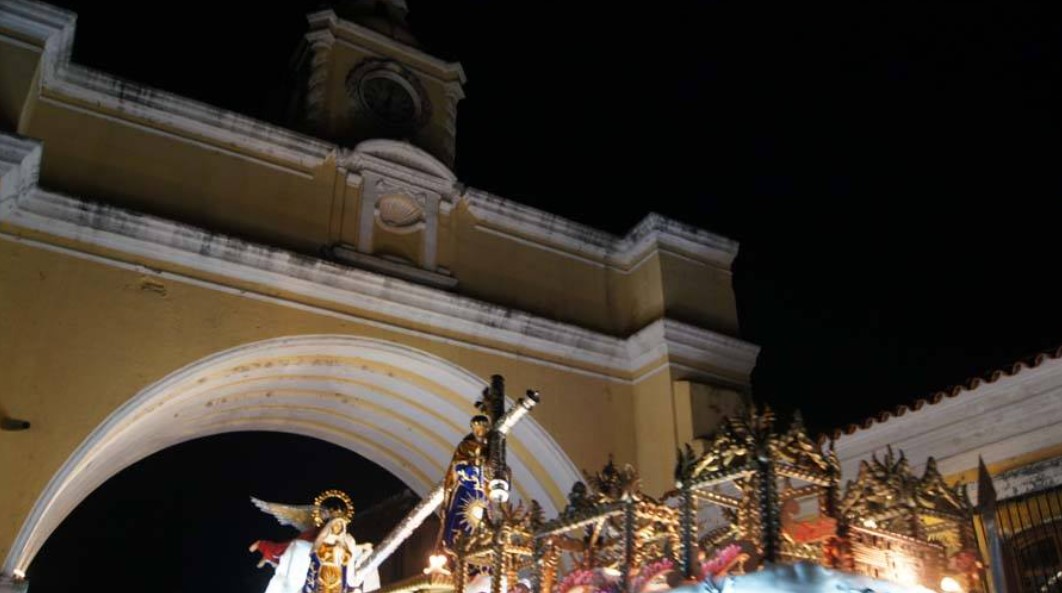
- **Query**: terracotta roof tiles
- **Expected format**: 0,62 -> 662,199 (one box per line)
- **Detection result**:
825,345 -> 1062,442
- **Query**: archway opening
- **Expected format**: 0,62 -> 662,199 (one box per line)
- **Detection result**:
27,431 -> 438,592
6,336 -> 581,583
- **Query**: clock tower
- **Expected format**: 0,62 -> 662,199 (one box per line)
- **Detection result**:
289,0 -> 466,167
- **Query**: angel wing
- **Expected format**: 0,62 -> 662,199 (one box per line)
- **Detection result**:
250,497 -> 316,531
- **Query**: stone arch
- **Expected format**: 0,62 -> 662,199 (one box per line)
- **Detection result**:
3,335 -> 580,576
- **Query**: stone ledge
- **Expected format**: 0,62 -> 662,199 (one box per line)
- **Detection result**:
2,184 -> 757,382
464,189 -> 738,270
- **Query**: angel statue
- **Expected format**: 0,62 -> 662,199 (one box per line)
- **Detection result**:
249,489 -> 380,593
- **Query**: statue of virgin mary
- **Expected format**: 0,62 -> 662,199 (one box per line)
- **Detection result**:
250,490 -> 380,593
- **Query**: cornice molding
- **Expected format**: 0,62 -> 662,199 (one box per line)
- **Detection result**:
0,134 -> 40,204
343,140 -> 458,196
1,1 -> 741,299
304,28 -> 336,48
329,246 -> 458,290
617,213 -> 739,268
0,157 -> 757,383
627,318 -> 760,377
0,0 -> 74,55
462,189 -> 739,270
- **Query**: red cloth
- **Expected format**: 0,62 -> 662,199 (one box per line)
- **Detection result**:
251,540 -> 290,567
252,528 -> 318,567
784,517 -> 838,543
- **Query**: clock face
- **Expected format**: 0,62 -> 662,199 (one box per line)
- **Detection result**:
347,59 -> 430,131
359,74 -> 418,125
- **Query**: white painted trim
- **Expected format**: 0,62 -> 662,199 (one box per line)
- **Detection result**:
2,336 -> 581,575
993,455 -> 1062,500
0,233 -> 645,384
349,139 -> 456,183
1,186 -> 758,381
462,189 -> 739,270
0,29 -> 41,52
0,134 -> 40,203
470,228 -> 706,279
834,357 -> 1062,487
627,319 -> 760,377
331,246 -> 457,290
620,213 -> 738,269
0,0 -> 74,57
342,145 -> 457,196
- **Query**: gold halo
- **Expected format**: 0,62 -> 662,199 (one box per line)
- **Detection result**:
313,489 -> 355,527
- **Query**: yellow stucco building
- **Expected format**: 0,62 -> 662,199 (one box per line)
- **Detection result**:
0,1 -> 759,587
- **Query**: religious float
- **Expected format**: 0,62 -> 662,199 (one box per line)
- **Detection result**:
248,376 -> 984,593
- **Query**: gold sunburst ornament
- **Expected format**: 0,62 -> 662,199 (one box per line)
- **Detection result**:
460,497 -> 488,530
312,489 -> 355,527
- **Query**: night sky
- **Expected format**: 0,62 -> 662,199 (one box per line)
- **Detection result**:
24,2 -> 1062,589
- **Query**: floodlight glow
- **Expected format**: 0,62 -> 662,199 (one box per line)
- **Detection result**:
940,576 -> 963,592
424,553 -> 450,575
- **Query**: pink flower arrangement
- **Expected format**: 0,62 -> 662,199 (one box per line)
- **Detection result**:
632,558 -> 674,592
701,543 -> 743,577
555,569 -> 616,593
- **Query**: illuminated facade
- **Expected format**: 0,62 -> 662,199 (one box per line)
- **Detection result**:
833,348 -> 1062,591
2,2 -> 1056,592
0,2 -> 756,590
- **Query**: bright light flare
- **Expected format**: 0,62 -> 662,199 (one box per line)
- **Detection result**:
940,576 -> 963,592
424,553 -> 450,575
895,565 -> 917,585
488,478 -> 510,503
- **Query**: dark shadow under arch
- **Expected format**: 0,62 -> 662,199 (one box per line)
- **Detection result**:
27,432 -> 429,593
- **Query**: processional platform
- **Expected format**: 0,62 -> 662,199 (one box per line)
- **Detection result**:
246,375 -> 984,593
